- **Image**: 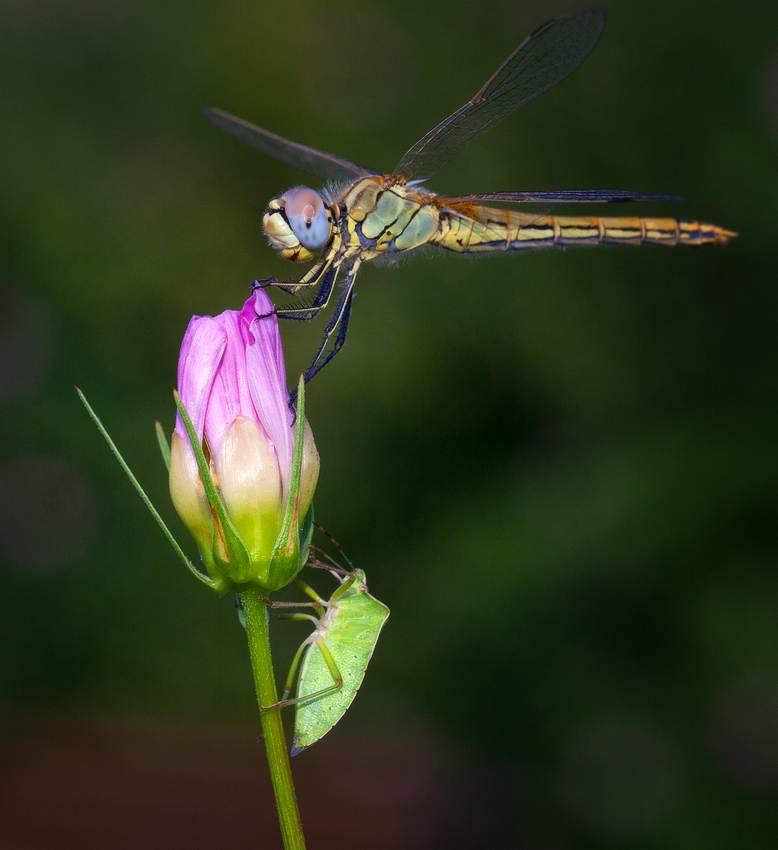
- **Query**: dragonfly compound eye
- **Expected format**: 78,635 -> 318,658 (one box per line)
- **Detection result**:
283,188 -> 330,251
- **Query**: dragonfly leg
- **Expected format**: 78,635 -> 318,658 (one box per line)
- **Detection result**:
252,258 -> 336,318
253,277 -> 306,299
303,289 -> 354,383
274,257 -> 342,323
301,260 -> 361,385
255,230 -> 344,297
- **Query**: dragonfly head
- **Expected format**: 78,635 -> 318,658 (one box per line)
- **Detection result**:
263,187 -> 331,261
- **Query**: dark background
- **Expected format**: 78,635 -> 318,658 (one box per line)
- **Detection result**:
1,0 -> 777,847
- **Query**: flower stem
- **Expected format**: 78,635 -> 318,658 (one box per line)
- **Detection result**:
238,589 -> 307,850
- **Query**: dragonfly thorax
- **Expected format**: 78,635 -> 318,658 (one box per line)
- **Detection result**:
263,187 -> 332,262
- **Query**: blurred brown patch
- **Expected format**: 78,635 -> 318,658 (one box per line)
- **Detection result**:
0,711 -> 450,849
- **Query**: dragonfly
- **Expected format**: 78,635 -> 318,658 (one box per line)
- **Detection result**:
204,7 -> 736,385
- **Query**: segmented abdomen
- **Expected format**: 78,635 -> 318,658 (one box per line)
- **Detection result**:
436,208 -> 736,252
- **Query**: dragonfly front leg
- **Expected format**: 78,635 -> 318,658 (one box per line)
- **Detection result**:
253,254 -> 334,309
272,256 -> 343,324
255,228 -> 344,298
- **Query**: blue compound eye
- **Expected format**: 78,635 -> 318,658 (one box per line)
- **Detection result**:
283,188 -> 330,251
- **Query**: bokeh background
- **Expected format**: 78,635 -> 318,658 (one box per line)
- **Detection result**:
1,0 -> 777,847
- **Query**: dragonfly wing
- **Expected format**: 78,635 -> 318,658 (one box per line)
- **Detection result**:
439,189 -> 684,204
437,187 -> 684,236
442,200 -> 551,228
394,7 -> 605,182
203,106 -> 380,183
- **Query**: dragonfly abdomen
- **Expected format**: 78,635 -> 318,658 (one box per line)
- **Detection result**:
436,209 -> 736,253
567,216 -> 736,247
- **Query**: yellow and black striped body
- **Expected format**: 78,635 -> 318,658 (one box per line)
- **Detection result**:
435,206 -> 736,252
333,177 -> 735,261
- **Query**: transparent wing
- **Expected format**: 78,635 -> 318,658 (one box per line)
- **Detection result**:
394,7 -> 605,182
438,189 -> 684,204
441,200 -> 551,229
203,106 -> 380,182
436,187 -> 683,236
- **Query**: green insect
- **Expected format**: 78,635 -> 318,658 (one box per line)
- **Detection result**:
265,566 -> 390,754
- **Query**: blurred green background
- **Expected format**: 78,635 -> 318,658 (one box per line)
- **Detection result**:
1,0 -> 777,847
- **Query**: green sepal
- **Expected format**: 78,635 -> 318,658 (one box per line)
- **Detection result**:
266,375 -> 308,591
298,503 -> 314,569
173,390 -> 253,590
155,420 -> 171,472
76,387 -> 219,591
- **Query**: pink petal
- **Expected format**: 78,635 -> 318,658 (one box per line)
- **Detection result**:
203,308 -> 259,458
174,316 -> 227,442
244,290 -> 294,489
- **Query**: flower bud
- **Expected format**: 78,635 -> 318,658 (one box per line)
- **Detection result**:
169,290 -> 319,590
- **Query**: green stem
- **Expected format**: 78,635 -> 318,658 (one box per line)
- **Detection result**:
238,589 -> 307,850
